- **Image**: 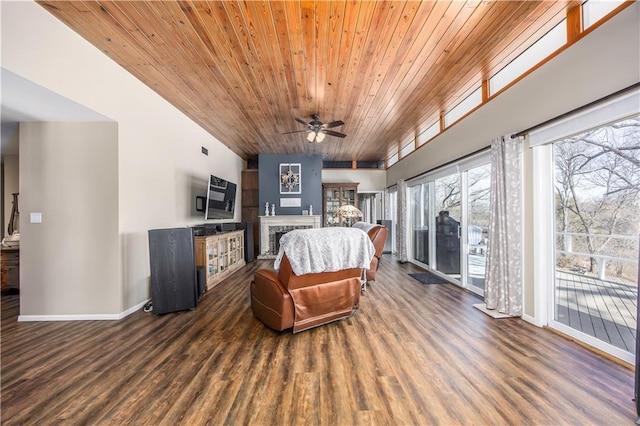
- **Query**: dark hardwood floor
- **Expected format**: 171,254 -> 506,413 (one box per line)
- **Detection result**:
1,256 -> 636,425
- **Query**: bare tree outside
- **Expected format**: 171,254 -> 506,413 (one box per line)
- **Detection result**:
467,165 -> 492,229
435,174 -> 461,218
434,167 -> 491,223
467,163 -> 491,290
554,116 -> 640,282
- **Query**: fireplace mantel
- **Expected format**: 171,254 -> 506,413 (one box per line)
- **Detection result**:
259,215 -> 321,259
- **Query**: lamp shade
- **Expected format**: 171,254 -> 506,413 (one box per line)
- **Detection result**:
336,204 -> 362,218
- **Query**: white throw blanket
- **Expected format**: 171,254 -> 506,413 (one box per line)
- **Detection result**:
274,227 -> 375,276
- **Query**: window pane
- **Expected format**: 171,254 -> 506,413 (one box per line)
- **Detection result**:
388,190 -> 398,253
490,21 -> 566,95
435,174 -> 461,278
400,138 -> 415,158
553,115 -> 640,356
412,184 -> 430,265
466,163 -> 491,291
445,88 -> 482,126
583,0 -> 625,28
418,122 -> 439,147
388,152 -> 398,167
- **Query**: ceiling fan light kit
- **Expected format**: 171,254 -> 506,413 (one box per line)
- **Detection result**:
307,131 -> 326,143
284,114 -> 346,143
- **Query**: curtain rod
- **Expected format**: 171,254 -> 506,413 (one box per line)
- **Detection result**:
511,82 -> 640,139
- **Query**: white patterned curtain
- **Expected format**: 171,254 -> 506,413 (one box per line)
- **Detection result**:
484,135 -> 523,316
396,179 -> 409,263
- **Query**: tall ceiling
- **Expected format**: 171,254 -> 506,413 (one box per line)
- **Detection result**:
36,0 -> 578,162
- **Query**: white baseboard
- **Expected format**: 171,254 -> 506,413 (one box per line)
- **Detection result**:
118,299 -> 150,319
18,298 -> 151,322
521,313 -> 543,327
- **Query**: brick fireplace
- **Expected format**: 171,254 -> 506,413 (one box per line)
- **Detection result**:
258,215 -> 321,259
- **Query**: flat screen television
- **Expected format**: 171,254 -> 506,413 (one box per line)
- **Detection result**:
205,175 -> 237,220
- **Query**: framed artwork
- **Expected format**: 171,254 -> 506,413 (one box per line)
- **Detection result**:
279,163 -> 301,194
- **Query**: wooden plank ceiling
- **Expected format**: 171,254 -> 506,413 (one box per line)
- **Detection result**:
37,1 -> 577,162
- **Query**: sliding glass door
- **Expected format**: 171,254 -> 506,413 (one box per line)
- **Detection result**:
551,115 -> 639,361
387,189 -> 398,254
411,184 -> 430,266
434,174 -> 462,279
465,163 -> 491,293
357,191 -> 383,224
408,152 -> 491,295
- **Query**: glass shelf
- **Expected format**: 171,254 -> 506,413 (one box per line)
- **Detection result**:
194,229 -> 246,290
322,183 -> 359,227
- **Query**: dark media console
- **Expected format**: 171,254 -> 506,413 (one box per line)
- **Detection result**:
148,222 -> 254,315
148,228 -> 200,315
191,223 -> 219,236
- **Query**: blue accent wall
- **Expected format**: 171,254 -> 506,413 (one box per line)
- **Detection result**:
258,154 -> 322,216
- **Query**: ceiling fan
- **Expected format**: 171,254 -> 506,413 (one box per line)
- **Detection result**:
282,114 -> 346,143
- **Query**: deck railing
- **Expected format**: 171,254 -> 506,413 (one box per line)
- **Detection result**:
556,232 -> 639,281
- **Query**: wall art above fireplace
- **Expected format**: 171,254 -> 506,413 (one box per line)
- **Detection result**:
279,163 -> 301,194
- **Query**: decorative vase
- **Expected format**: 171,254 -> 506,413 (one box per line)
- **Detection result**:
7,193 -> 19,236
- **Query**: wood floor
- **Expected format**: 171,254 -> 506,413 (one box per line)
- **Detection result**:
1,257 -> 636,425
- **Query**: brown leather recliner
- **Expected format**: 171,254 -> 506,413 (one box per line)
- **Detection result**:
353,223 -> 388,283
366,225 -> 388,282
251,255 -> 362,333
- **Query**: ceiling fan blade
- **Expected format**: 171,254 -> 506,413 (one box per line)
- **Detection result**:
281,129 -> 309,135
323,130 -> 347,138
324,120 -> 344,129
294,117 -> 310,127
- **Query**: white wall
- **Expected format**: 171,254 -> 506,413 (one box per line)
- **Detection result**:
322,169 -> 386,192
2,1 -> 244,317
20,122 -> 120,317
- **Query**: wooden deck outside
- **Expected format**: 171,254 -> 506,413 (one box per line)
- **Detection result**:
555,270 -> 637,353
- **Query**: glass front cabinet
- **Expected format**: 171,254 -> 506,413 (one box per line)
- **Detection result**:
194,229 -> 245,289
322,183 -> 359,227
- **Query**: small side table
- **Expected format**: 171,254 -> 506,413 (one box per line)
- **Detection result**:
1,246 -> 20,295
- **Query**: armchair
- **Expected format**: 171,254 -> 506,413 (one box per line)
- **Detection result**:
351,222 -> 388,285
251,227 -> 374,333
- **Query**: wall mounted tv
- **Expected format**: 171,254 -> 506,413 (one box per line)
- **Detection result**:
204,175 -> 237,220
